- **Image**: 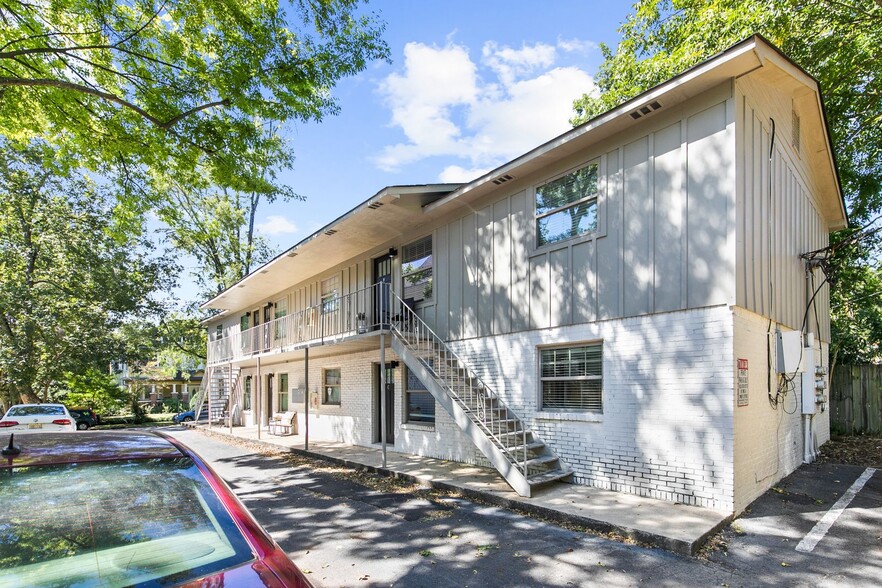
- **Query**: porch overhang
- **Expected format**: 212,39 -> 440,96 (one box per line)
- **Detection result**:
201,184 -> 459,312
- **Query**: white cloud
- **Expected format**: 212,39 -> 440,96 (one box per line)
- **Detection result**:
437,164 -> 493,183
375,39 -> 596,179
557,37 -> 598,54
256,215 -> 298,236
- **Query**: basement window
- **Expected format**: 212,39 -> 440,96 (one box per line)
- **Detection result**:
535,162 -> 599,247
539,343 -> 603,412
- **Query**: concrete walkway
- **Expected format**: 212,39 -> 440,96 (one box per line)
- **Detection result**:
187,422 -> 730,555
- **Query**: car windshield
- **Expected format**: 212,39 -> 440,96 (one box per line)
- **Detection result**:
0,457 -> 254,587
7,406 -> 65,417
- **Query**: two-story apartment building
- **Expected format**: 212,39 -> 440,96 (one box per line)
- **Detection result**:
200,36 -> 847,514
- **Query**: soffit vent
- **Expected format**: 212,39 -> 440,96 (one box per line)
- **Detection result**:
493,174 -> 514,185
324,229 -> 338,236
367,202 -> 384,210
629,100 -> 663,120
286,251 -> 298,257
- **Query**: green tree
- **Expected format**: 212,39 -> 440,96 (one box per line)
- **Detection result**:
0,0 -> 389,204
571,0 -> 882,365
0,141 -> 172,406
63,367 -> 129,415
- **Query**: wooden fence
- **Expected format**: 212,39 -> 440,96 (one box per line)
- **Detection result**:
830,364 -> 882,434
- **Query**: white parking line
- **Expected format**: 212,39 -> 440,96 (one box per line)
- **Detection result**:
795,467 -> 877,553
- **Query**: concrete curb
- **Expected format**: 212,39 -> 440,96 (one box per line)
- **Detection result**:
189,424 -> 726,556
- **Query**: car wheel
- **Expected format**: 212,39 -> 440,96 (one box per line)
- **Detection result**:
183,416 -> 193,422
77,422 -> 89,430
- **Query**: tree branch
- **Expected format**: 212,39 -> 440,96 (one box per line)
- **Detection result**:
0,76 -> 229,129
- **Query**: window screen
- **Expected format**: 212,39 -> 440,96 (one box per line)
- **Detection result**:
540,343 -> 603,411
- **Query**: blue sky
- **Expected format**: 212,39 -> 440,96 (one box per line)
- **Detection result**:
177,1 -> 631,303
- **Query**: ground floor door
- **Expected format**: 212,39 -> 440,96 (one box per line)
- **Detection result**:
374,364 -> 394,444
264,373 -> 274,426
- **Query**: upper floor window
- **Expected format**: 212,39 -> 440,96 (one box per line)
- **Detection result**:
274,298 -> 287,340
535,162 -> 599,247
321,276 -> 339,313
540,342 -> 603,412
402,235 -> 433,303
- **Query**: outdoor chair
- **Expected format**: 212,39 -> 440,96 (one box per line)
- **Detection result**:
268,411 -> 297,436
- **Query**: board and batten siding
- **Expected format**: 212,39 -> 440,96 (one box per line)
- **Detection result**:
735,79 -> 831,342
428,99 -> 737,341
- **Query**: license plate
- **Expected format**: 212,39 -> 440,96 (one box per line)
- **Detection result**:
28,423 -> 42,429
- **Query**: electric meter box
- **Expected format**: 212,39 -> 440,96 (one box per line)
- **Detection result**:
776,330 -> 803,373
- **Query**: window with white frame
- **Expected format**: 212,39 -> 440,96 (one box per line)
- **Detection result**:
321,276 -> 339,313
535,162 -> 599,247
402,236 -> 433,302
540,343 -> 603,411
278,373 -> 289,412
274,298 -> 287,340
405,366 -> 435,424
323,368 -> 341,405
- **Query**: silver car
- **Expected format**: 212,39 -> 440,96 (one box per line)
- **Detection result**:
0,404 -> 77,433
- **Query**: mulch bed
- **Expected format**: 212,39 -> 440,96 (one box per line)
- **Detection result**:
818,434 -> 882,468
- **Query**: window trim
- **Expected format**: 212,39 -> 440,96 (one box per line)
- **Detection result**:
533,159 -> 603,250
401,235 -> 433,303
243,376 -> 252,411
322,368 -> 341,406
404,365 -> 435,426
277,373 -> 289,412
321,276 -> 339,314
538,341 -> 603,413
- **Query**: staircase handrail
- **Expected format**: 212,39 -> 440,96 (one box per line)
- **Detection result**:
386,284 -> 528,475
189,365 -> 210,414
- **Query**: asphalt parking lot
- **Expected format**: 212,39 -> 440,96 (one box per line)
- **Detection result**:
164,427 -> 881,587
706,462 -> 881,586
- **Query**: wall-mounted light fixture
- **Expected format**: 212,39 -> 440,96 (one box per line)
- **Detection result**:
388,248 -> 398,258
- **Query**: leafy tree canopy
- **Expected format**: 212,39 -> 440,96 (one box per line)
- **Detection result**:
571,0 -> 881,224
572,0 -> 882,364
0,0 -> 389,209
0,140 -> 173,405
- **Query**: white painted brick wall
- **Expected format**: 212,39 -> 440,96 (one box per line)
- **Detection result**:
236,347 -> 484,465
449,305 -> 736,511
236,305 -> 750,512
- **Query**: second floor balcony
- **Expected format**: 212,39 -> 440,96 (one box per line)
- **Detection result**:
207,283 -> 405,366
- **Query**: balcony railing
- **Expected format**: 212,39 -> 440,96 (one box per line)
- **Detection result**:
208,283 -> 396,366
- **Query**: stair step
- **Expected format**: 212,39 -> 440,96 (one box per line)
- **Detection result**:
525,455 -> 560,468
527,468 -> 573,487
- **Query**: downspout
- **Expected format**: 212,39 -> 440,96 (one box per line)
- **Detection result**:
304,348 -> 309,451
380,331 -> 387,468
228,361 -> 233,435
256,356 -> 262,440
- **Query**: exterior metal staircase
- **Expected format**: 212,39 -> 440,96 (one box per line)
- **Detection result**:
388,290 -> 572,497
190,365 -> 241,424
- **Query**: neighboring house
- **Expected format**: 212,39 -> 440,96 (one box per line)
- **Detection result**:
200,36 -> 846,515
125,369 -> 204,405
